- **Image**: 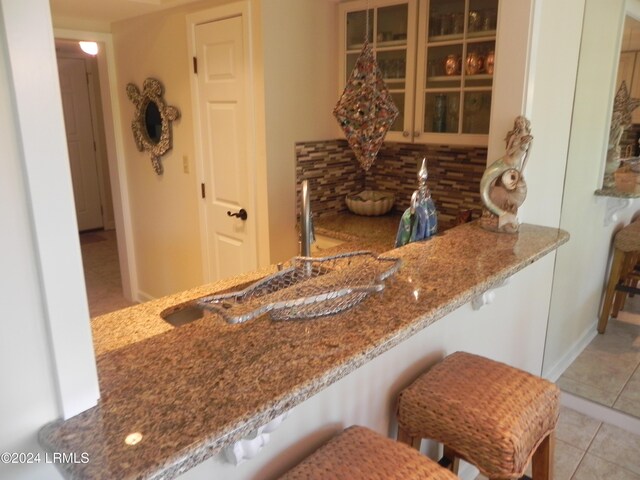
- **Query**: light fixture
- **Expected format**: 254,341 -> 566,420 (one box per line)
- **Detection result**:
79,41 -> 98,56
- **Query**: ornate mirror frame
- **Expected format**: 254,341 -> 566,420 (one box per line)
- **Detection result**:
126,78 -> 180,175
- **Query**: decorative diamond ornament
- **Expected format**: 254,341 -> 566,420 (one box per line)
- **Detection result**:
333,41 -> 399,171
613,81 -> 640,127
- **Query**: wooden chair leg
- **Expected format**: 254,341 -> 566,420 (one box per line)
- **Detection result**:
611,281 -> 629,318
531,433 -> 554,480
598,248 -> 625,334
396,425 -> 421,450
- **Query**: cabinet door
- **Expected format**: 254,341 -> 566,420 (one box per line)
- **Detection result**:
414,0 -> 497,146
338,0 -> 417,143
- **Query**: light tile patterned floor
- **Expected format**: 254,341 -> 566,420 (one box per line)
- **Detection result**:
80,229 -> 135,317
558,296 -> 640,419
476,407 -> 640,480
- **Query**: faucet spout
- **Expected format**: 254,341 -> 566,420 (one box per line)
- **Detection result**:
300,180 -> 314,256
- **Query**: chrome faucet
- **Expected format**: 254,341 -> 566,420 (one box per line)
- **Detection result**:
300,179 -> 315,256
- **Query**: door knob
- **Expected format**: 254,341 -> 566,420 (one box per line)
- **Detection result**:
402,130 -> 410,137
413,131 -> 421,137
227,208 -> 248,221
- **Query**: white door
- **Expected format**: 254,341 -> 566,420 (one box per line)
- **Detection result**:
194,15 -> 257,282
58,57 -> 103,232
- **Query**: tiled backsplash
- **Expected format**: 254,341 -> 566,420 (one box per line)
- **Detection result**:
296,139 -> 487,229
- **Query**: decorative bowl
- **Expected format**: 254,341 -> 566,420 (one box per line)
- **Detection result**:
345,190 -> 395,216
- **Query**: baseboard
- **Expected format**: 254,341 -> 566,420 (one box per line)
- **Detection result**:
561,392 -> 640,436
542,321 -> 597,382
136,290 -> 155,303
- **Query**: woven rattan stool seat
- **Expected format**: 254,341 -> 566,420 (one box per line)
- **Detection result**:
280,425 -> 459,479
397,352 -> 559,479
614,219 -> 640,252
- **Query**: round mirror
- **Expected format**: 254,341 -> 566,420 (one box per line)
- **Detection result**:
126,78 -> 180,174
144,100 -> 162,144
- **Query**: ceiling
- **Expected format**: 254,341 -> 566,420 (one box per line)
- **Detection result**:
49,0 -> 204,30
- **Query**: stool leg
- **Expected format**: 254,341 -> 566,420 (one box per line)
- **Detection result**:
611,281 -> 629,318
442,445 -> 460,474
396,426 -> 421,451
598,248 -> 625,334
612,252 -> 636,317
531,433 -> 554,480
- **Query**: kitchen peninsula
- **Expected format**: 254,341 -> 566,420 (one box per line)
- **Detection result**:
40,222 -> 568,480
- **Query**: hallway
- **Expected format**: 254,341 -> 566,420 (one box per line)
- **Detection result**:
80,229 -> 135,317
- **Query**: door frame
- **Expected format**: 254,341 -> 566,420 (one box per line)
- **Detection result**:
186,1 -> 260,282
54,28 -> 138,302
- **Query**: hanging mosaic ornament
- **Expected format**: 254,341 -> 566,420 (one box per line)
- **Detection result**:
333,40 -> 399,171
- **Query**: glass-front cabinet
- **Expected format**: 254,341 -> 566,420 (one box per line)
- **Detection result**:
339,0 -> 498,145
340,0 -> 418,140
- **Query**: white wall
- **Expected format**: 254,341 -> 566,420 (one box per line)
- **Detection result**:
111,2 -> 209,300
0,0 -> 91,478
261,0 -> 341,263
518,0 -> 585,229
543,0 -> 640,378
107,0 -> 340,298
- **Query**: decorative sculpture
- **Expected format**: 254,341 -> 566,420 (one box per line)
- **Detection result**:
604,81 -> 640,188
126,78 -> 180,175
395,158 -> 438,247
333,40 -> 399,171
479,115 -> 533,233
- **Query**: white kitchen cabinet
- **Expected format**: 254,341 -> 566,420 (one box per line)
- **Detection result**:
338,0 -> 498,146
338,0 -> 418,143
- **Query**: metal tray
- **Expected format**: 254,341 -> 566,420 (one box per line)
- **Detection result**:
197,251 -> 401,323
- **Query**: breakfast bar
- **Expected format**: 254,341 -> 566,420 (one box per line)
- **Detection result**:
39,223 -> 568,480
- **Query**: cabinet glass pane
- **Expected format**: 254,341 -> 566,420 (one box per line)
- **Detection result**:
429,0 -> 465,41
462,91 -> 491,134
464,41 -> 495,87
390,92 -> 405,132
346,53 -> 359,83
378,50 -> 407,89
377,4 -> 408,46
426,44 -> 463,88
347,9 -> 373,50
468,0 -> 498,37
424,92 -> 460,134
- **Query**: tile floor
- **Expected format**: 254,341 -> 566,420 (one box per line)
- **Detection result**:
557,296 -> 640,418
80,229 -> 135,317
555,407 -> 640,480
477,407 -> 640,480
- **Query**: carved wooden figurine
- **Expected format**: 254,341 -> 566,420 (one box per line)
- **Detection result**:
479,115 -> 533,233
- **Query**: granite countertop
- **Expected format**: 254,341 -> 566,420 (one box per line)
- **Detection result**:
39,223 -> 569,480
594,187 -> 640,198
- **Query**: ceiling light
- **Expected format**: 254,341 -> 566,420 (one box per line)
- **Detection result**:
79,41 -> 98,56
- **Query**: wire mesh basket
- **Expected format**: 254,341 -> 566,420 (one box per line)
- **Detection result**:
197,251 -> 402,323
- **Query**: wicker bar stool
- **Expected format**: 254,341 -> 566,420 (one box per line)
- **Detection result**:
280,425 -> 459,479
396,352 -> 560,480
598,219 -> 640,334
